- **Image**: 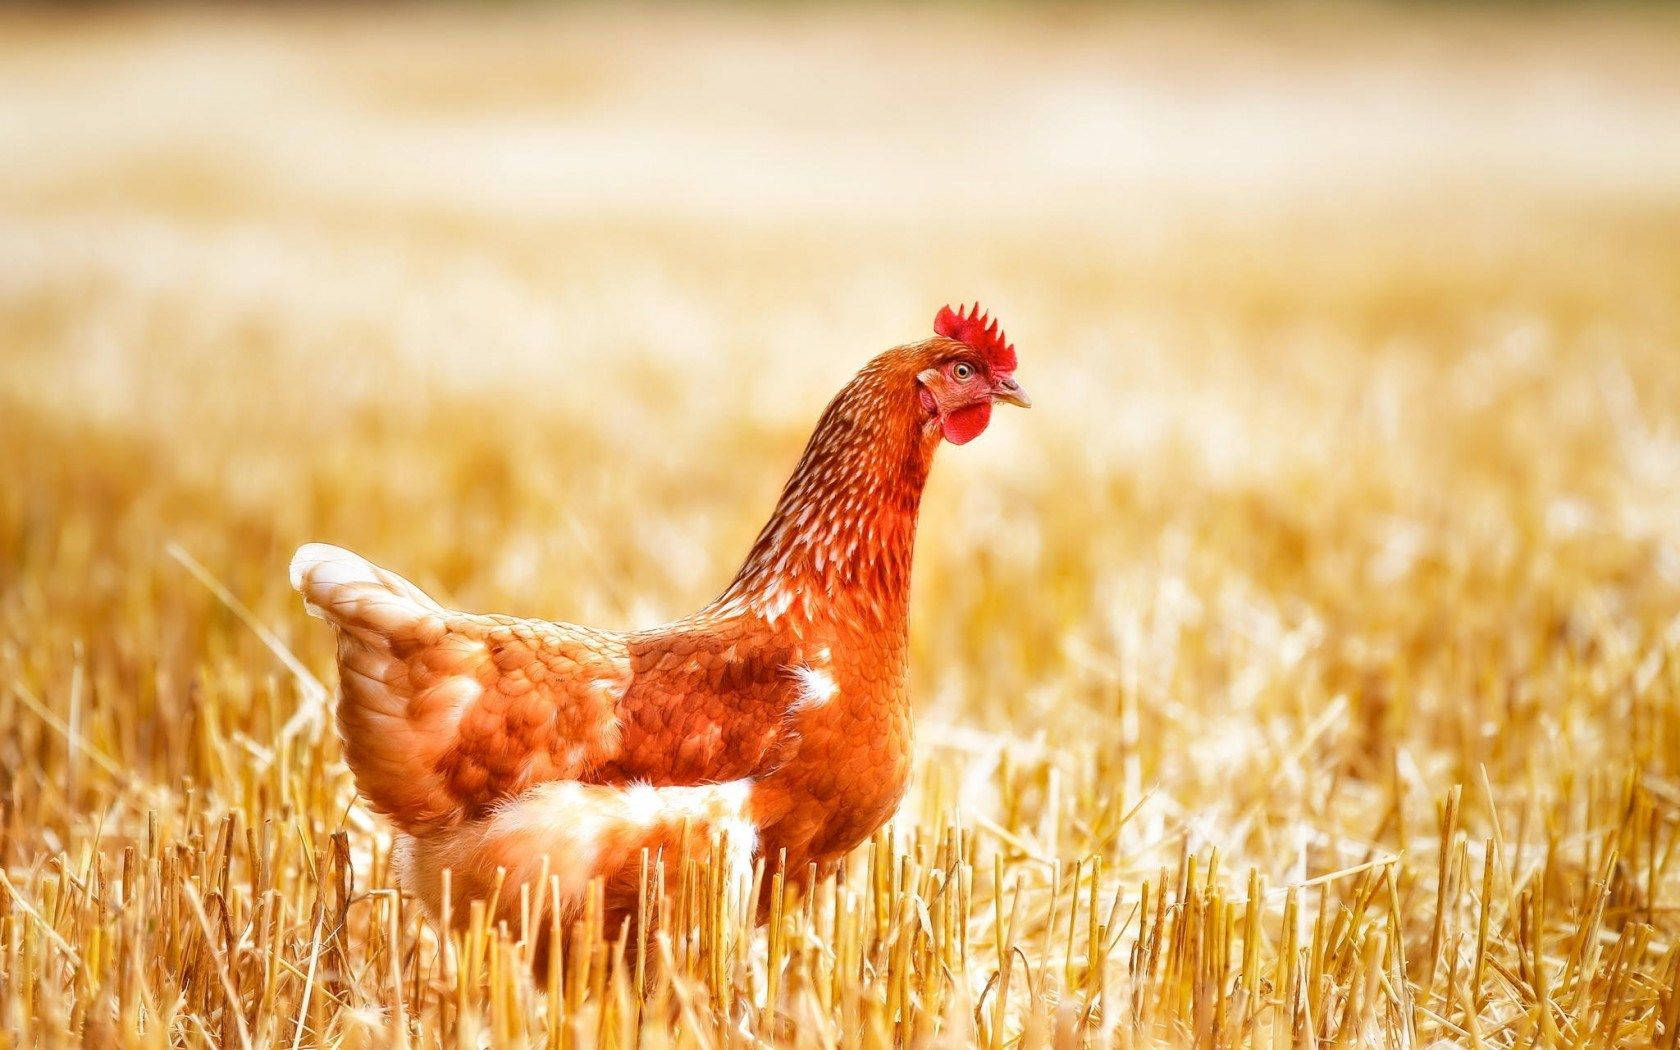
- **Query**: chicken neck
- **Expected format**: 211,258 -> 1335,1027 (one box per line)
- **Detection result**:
712,354 -> 939,629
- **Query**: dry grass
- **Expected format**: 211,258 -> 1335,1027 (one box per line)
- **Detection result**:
5,5 -> 1680,1048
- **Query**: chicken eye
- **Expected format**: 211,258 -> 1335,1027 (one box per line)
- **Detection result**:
952,362 -> 975,381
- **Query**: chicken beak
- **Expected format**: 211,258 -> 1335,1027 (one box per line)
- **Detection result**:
992,375 -> 1032,409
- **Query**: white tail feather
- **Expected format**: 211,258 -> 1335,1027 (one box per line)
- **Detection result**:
289,543 -> 442,631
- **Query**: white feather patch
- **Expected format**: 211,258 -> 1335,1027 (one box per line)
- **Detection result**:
789,663 -> 839,710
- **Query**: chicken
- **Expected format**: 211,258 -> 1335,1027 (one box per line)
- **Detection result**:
289,304 -> 1029,940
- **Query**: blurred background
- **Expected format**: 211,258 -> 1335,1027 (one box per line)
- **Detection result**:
9,0 -> 1680,856
9,0 -> 1680,863
5,4 -> 1680,1043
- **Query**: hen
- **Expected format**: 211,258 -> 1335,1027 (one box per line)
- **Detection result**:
290,304 -> 1028,938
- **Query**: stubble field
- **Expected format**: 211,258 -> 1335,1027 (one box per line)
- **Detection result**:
4,5 -> 1680,1047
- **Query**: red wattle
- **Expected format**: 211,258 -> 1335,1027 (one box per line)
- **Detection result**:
941,401 -> 992,445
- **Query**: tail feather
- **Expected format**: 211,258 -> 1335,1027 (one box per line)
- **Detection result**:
290,542 -> 631,836
290,542 -> 443,637
291,543 -> 472,831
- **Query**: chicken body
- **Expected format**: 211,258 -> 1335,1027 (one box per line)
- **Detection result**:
291,308 -> 1027,938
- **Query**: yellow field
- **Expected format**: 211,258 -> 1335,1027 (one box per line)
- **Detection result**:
5,5 -> 1680,1047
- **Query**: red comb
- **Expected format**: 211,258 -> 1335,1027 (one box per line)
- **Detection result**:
934,303 -> 1016,372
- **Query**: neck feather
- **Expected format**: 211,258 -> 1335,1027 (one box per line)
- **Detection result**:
714,353 -> 939,626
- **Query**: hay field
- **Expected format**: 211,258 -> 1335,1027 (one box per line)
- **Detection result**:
5,4 -> 1680,1047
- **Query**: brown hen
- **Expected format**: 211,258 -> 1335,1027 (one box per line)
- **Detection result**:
290,304 -> 1029,938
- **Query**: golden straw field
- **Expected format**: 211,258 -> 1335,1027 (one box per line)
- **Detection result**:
5,5 -> 1680,1047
